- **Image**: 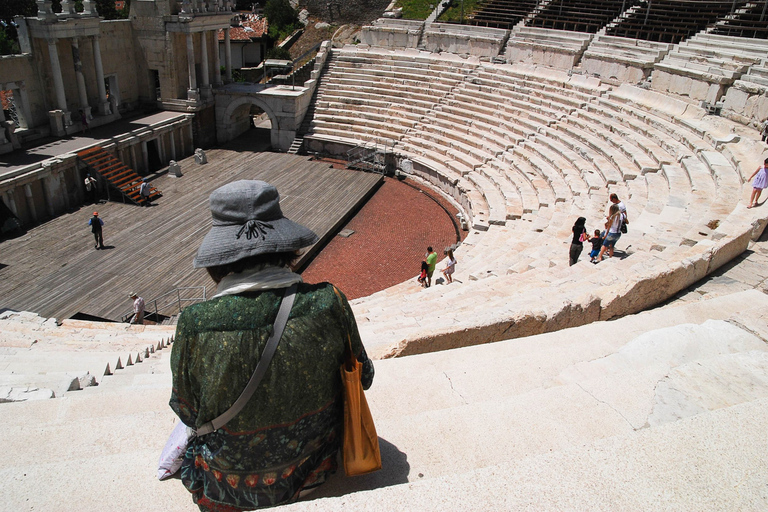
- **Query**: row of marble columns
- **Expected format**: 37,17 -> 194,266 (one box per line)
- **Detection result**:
46,35 -> 111,125
2,165 -> 72,225
118,122 -> 194,174
185,28 -> 232,101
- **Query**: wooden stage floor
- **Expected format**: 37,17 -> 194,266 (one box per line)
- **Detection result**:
0,143 -> 382,322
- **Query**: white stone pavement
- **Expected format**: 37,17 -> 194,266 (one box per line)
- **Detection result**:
1,286 -> 767,510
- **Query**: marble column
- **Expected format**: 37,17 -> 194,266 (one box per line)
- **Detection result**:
42,170 -> 56,218
91,37 -> 111,115
187,122 -> 194,154
158,135 -> 166,164
72,38 -> 92,120
200,31 -> 211,100
130,144 -> 138,172
5,189 -> 19,217
47,39 -> 69,115
24,183 -> 37,223
141,140 -> 149,171
213,30 -> 222,86
224,28 -> 232,82
186,33 -> 198,101
169,129 -> 177,160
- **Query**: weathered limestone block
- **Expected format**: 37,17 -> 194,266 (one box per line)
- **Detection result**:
168,160 -> 182,177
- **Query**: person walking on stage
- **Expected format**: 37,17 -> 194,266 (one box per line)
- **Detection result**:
84,174 -> 98,204
88,211 -> 105,250
129,293 -> 145,324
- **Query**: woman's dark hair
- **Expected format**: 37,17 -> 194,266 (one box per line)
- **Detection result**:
573,217 -> 586,228
206,251 -> 300,284
421,260 -> 428,271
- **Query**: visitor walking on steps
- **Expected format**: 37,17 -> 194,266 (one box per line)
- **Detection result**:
169,180 -> 374,511
425,246 -> 437,287
88,211 -> 105,249
569,217 -> 587,266
609,193 -> 629,231
417,260 -> 428,287
139,178 -> 152,207
597,204 -> 623,261
441,248 -> 456,283
129,293 -> 145,324
747,158 -> 768,208
589,229 -> 603,263
761,118 -> 768,142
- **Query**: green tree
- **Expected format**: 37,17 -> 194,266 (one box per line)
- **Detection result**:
264,0 -> 298,41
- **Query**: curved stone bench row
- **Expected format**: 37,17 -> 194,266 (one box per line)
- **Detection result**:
305,48 -> 761,359
0,311 -> 175,400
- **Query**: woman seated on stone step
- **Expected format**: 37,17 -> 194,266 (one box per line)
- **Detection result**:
170,180 -> 374,511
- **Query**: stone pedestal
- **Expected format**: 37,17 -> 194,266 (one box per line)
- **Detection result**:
49,110 -> 69,137
187,89 -> 200,102
168,160 -> 182,177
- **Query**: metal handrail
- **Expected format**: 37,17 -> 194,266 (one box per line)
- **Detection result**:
122,286 -> 207,323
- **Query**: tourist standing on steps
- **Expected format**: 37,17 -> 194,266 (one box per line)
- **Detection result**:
169,180 -> 374,511
609,193 -> 629,229
597,204 -> 623,261
761,117 -> 768,142
84,174 -> 98,204
569,217 -> 587,266
425,246 -> 437,287
441,248 -> 456,283
88,211 -> 105,250
129,293 -> 145,324
139,178 -> 152,207
747,158 -> 768,209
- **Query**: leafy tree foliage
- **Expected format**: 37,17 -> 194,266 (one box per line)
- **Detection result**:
264,0 -> 298,41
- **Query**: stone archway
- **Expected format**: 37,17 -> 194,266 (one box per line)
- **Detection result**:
217,95 -> 279,146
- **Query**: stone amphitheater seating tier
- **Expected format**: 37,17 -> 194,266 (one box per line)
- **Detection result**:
651,32 -> 768,104
423,23 -> 509,58
0,311 -> 175,402
359,19 -> 424,49
303,45 -> 766,359
579,35 -> 673,83
506,27 -> 593,70
3,290 -> 767,510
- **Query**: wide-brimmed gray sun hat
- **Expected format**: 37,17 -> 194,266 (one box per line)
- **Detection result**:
193,180 -> 318,268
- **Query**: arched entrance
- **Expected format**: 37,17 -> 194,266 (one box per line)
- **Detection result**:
217,95 -> 279,148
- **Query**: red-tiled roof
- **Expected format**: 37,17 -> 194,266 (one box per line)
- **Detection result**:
0,90 -> 12,111
218,16 -> 268,41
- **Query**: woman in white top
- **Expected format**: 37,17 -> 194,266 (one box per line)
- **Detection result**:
441,248 -> 457,283
597,204 -> 622,262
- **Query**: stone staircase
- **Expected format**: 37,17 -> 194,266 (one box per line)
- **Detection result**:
2,289 -> 767,510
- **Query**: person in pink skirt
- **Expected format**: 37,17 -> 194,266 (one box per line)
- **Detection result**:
747,158 -> 768,208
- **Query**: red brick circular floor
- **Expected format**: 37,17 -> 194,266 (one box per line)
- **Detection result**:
300,176 -> 464,300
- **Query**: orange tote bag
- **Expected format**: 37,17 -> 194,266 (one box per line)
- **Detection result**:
340,341 -> 382,476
